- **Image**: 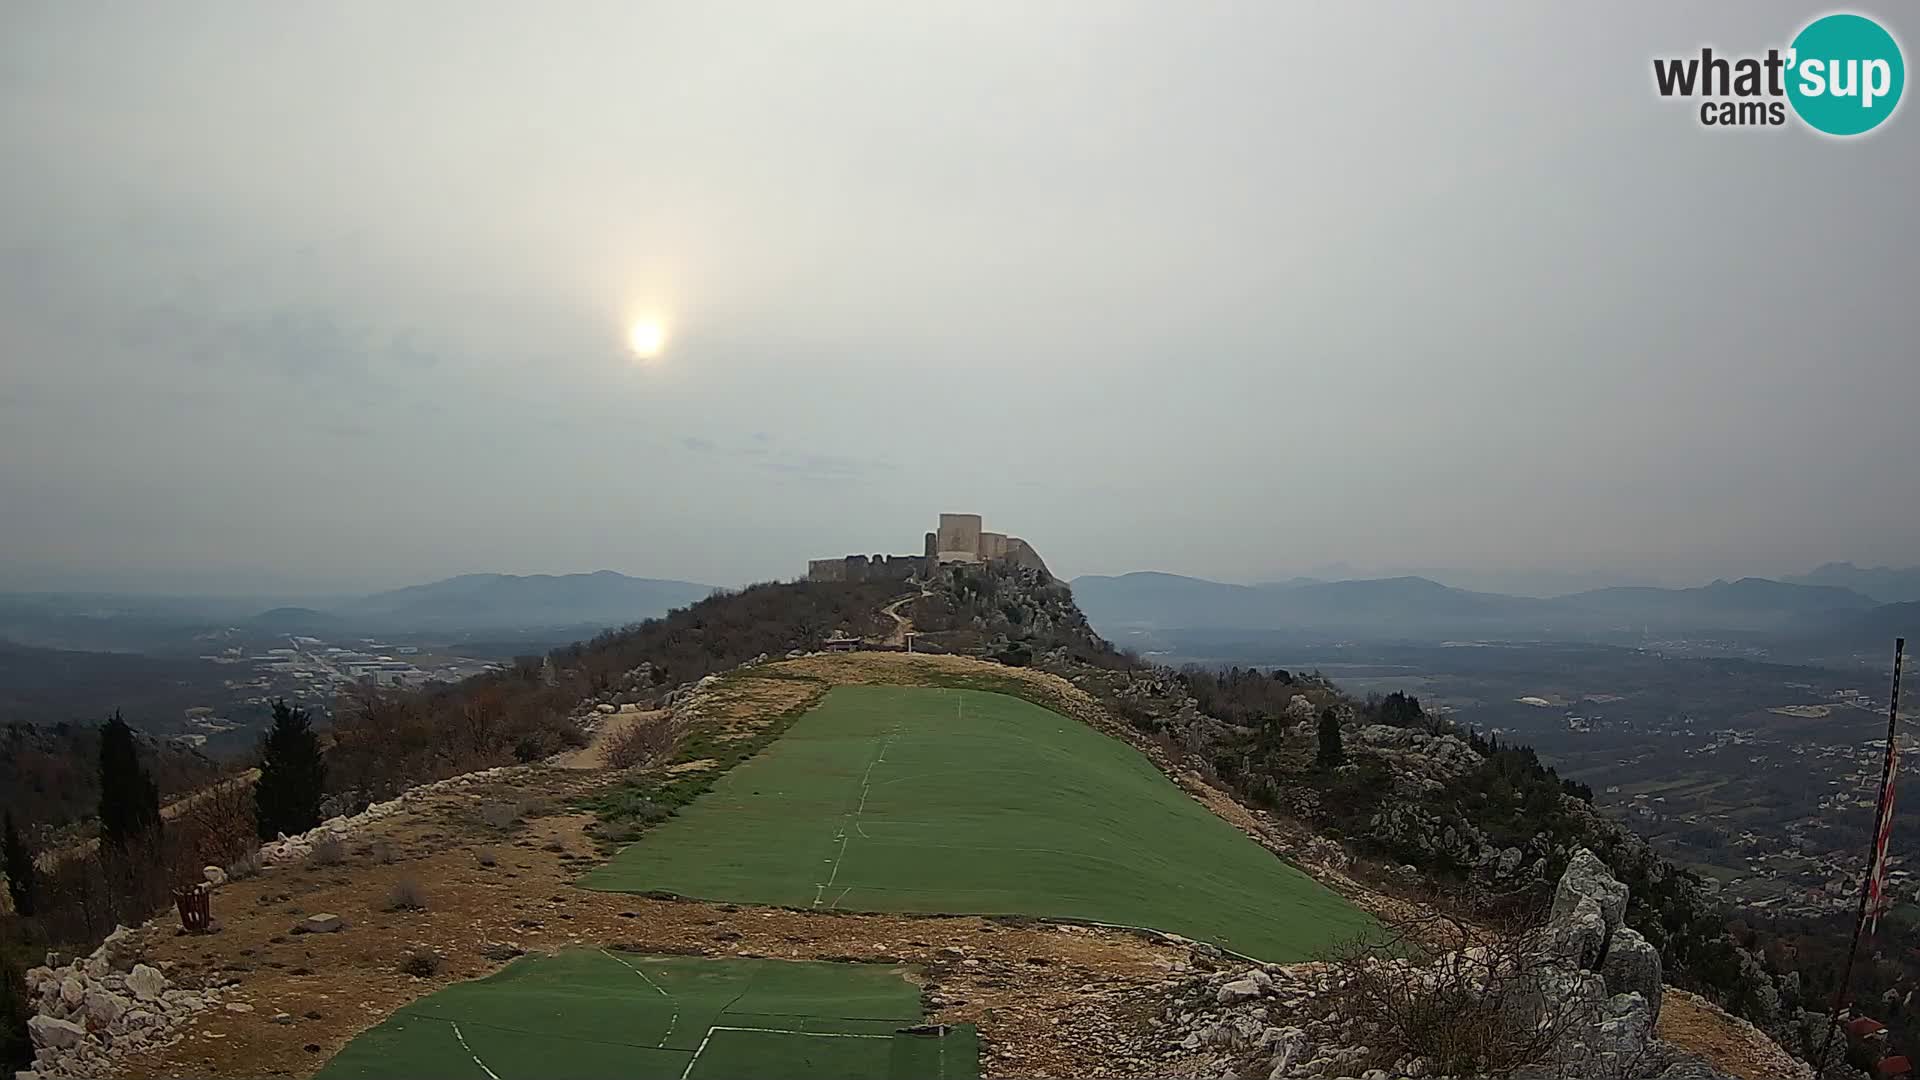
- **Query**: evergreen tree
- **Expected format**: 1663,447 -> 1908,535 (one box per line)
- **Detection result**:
0,942 -> 29,1077
1,811 -> 33,917
1316,706 -> 1345,769
97,711 -> 161,846
255,700 -> 326,840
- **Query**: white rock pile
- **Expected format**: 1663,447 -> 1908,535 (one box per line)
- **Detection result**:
18,925 -> 220,1080
1142,850 -> 1753,1080
259,763 -> 524,862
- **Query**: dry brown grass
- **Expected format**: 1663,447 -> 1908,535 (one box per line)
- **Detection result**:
603,715 -> 682,770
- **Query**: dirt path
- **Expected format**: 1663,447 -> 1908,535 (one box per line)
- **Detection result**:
877,591 -> 923,647
549,707 -> 670,770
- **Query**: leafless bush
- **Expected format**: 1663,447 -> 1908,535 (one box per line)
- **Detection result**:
1318,904 -> 1577,1079
604,715 -> 683,770
180,778 -> 258,868
399,947 -> 442,977
368,839 -> 397,865
476,802 -> 519,830
225,849 -> 263,882
384,878 -> 427,912
306,834 -> 345,867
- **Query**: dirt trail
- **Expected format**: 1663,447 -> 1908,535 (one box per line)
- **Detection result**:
877,590 -> 924,646
549,707 -> 671,770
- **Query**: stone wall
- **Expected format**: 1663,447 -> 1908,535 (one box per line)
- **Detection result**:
806,513 -> 1049,581
936,512 -> 984,561
806,554 -> 924,583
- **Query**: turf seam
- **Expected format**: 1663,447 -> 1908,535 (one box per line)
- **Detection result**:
447,1020 -> 502,1080
601,948 -> 680,1048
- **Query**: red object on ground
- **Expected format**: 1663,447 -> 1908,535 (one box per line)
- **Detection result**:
173,883 -> 211,933
1876,1056 -> 1912,1079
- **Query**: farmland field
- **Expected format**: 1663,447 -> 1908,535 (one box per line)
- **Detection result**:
584,685 -> 1371,960
315,951 -> 973,1080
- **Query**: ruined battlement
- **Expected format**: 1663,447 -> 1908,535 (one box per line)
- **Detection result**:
806,513 -> 1049,582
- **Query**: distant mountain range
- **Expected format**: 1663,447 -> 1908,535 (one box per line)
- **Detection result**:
1069,571 -> 1911,655
269,572 -> 718,632
1783,562 -> 1920,604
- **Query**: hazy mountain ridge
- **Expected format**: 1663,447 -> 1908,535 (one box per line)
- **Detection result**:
1784,561 -> 1920,604
1070,569 -> 1902,644
335,571 -> 717,630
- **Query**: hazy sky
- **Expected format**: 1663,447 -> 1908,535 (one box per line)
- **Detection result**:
4,2 -> 1916,594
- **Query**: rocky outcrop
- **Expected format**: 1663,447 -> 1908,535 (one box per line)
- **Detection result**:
21,925 -> 221,1079
1140,851 -> 1787,1080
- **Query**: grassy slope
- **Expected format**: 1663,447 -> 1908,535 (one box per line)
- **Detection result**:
315,951 -> 973,1080
584,685 -> 1373,961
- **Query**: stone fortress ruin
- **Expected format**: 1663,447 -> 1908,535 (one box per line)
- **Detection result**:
806,513 -> 1050,583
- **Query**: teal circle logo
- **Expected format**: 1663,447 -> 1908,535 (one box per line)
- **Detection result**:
1787,13 -> 1905,135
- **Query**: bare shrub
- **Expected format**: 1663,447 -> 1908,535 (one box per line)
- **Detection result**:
180,778 -> 258,868
368,839 -> 397,865
225,849 -> 263,882
384,878 -> 427,912
399,947 -> 442,977
604,716 -> 683,770
476,802 -> 519,830
306,834 -> 345,867
1318,904 -> 1578,1079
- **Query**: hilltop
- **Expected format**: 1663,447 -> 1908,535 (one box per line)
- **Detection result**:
4,565 -> 1833,1079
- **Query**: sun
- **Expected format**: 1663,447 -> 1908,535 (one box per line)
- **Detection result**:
627,319 -> 667,362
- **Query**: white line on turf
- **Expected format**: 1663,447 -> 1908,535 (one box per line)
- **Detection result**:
450,1021 -> 502,1080
812,726 -> 898,907
601,948 -> 679,1048
680,1022 -> 900,1077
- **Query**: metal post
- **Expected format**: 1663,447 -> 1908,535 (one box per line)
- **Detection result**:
1819,637 -> 1906,1072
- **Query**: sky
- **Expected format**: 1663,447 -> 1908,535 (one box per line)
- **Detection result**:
3,2 -> 1917,595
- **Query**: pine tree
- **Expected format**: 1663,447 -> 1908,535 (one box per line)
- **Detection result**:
98,711 -> 161,846
1,811 -> 33,917
0,941 -> 30,1077
1315,706 -> 1345,769
254,700 -> 327,840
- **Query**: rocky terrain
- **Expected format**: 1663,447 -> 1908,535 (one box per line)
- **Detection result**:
7,576 -> 1841,1080
1139,852 -> 1811,1080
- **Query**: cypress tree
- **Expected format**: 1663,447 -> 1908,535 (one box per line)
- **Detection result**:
255,700 -> 326,839
98,711 -> 161,846
1,811 -> 33,917
1316,706 -> 1346,769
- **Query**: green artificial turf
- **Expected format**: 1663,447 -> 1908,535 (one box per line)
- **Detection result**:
314,951 -> 972,1080
583,685 -> 1373,960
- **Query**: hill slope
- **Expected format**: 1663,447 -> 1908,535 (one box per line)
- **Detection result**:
336,571 -> 716,630
584,683 -> 1370,960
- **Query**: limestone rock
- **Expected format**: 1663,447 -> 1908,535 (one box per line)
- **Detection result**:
1601,926 -> 1664,1022
1215,976 -> 1264,1004
27,1016 -> 86,1050
97,925 -> 141,972
58,978 -> 84,1008
83,989 -> 127,1026
1553,848 -> 1628,940
125,964 -> 167,1002
303,913 -> 344,934
203,865 -> 227,886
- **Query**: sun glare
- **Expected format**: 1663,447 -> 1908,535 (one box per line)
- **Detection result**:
627,319 -> 667,362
